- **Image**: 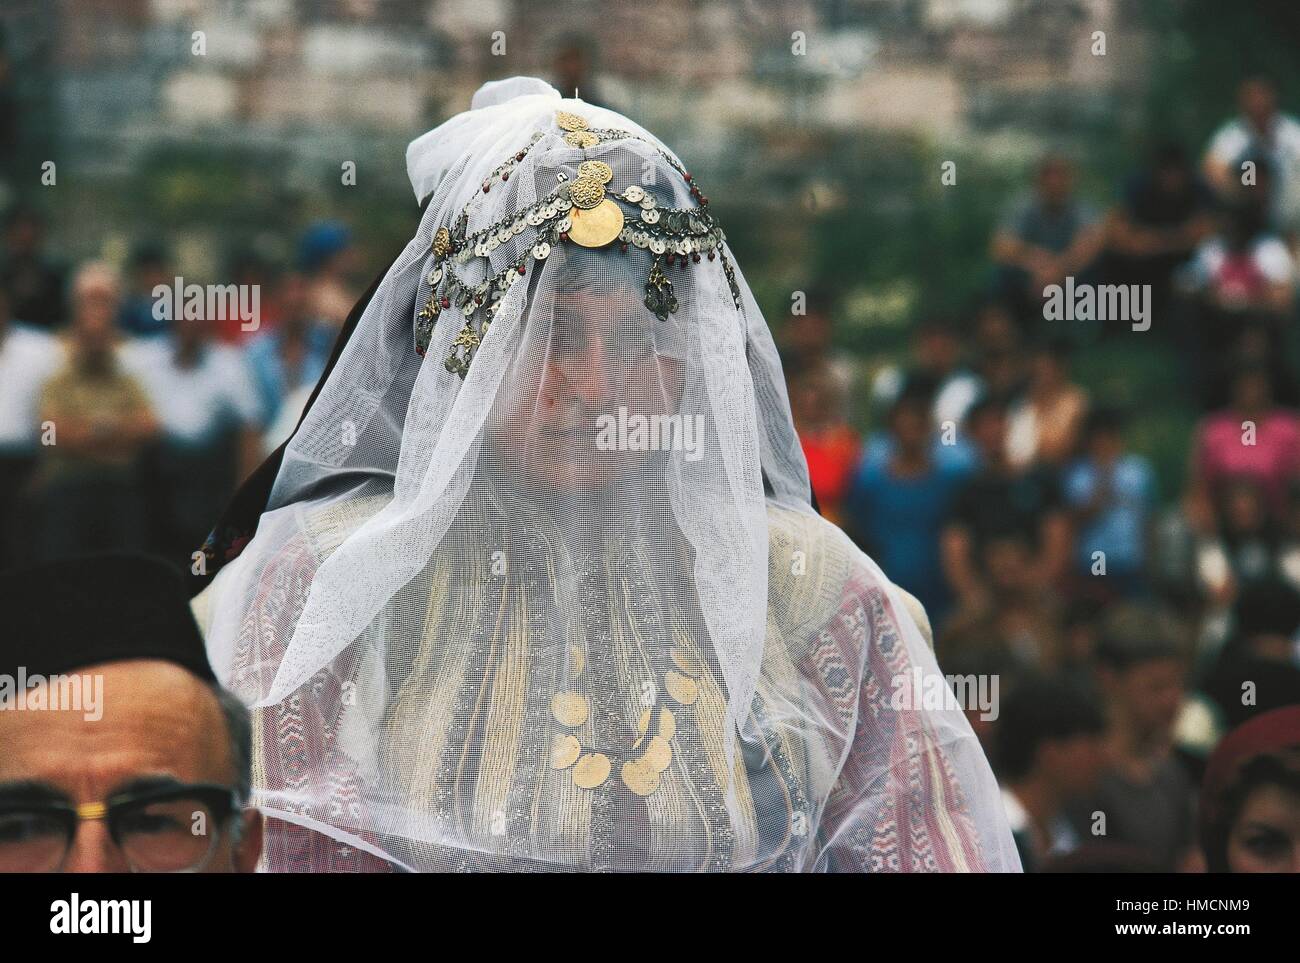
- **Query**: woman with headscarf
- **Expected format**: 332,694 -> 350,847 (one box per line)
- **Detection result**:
191,78 -> 1019,872
1200,706 -> 1300,873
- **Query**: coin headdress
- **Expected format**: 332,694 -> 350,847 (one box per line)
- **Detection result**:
416,107 -> 742,376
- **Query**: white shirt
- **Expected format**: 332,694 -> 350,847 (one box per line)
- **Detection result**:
119,338 -> 261,446
1192,235 -> 1295,286
1207,113 -> 1300,229
0,324 -> 65,451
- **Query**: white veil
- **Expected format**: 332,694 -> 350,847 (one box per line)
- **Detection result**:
200,77 -> 1020,872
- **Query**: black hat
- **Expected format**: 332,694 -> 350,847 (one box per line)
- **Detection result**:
0,554 -> 216,682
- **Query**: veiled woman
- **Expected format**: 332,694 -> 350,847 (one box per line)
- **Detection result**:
191,78 -> 1020,872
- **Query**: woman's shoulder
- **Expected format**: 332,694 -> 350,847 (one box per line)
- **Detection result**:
764,501 -> 933,652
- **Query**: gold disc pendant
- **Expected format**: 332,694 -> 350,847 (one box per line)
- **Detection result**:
665,670 -> 699,706
642,735 -> 672,774
550,734 -> 581,770
573,752 -> 612,789
621,758 -> 660,796
567,199 -> 624,248
551,691 -> 590,727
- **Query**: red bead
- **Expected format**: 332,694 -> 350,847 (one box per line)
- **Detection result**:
707,252 -> 715,261
516,152 -> 525,161
501,172 -> 508,181
666,255 -> 675,267
692,253 -> 700,263
684,173 -> 692,182
559,232 -> 569,242
441,297 -> 450,308
483,185 -> 490,193
518,265 -> 526,275
679,258 -> 687,270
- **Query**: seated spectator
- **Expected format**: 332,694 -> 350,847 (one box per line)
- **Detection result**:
1062,407 -> 1156,599
1068,605 -> 1197,871
120,306 -> 263,565
995,677 -> 1107,872
845,383 -> 970,622
1202,580 -> 1300,733
777,286 -> 860,425
31,263 -> 158,561
1005,336 -> 1089,469
1199,706 -> 1300,873
0,203 -> 66,330
940,529 -> 1065,672
0,554 -> 262,872
1196,476 -> 1300,606
788,359 -> 861,526
299,220 -> 361,335
942,396 -> 1071,610
1186,361 -> 1300,532
1185,162 -> 1295,318
971,299 -> 1028,403
991,153 -> 1106,320
1203,75 -> 1300,239
115,240 -> 173,338
244,271 -> 333,441
0,285 -> 64,566
870,316 -> 983,431
215,248 -> 280,345
1107,141 -> 1215,313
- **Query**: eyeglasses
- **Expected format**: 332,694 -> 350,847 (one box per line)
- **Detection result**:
0,783 -> 242,873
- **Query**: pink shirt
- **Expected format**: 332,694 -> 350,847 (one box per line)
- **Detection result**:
1196,408 -> 1300,511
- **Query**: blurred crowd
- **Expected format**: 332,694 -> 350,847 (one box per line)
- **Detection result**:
2,70 -> 1299,873
0,213 -> 365,568
786,75 -> 1300,872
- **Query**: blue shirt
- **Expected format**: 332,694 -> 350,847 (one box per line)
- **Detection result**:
1062,454 -> 1154,574
244,325 -> 334,428
846,452 -> 970,619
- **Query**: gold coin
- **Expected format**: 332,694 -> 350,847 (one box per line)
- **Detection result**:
573,752 -> 611,789
639,706 -> 677,741
642,735 -> 672,774
567,199 -> 624,248
665,671 -> 698,706
569,175 -> 605,209
620,758 -> 660,796
671,648 -> 702,678
550,734 -> 581,770
551,691 -> 589,728
564,130 -> 599,148
578,160 -> 613,184
570,644 -> 585,677
556,110 -> 589,132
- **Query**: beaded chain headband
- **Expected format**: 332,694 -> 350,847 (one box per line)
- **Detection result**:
416,109 -> 743,377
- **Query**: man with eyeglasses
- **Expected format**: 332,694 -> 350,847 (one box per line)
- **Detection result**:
0,554 -> 262,872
